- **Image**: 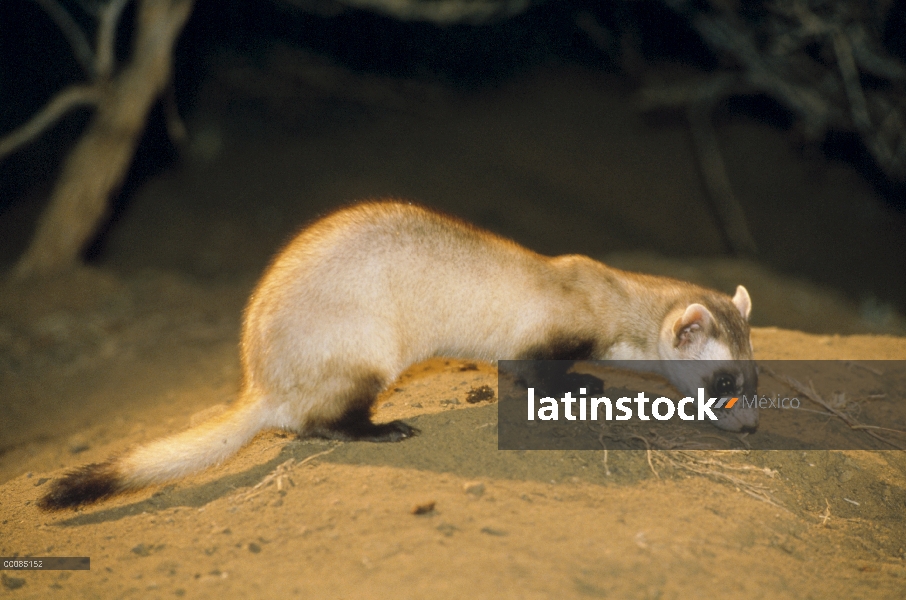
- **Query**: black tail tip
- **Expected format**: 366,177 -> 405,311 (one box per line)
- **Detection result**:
38,462 -> 121,511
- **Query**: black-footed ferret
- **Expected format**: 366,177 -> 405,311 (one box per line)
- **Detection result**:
39,201 -> 756,510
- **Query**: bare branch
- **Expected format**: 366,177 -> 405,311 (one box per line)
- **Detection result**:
275,0 -> 535,24
74,0 -> 107,17
575,11 -> 613,53
638,74 -> 738,111
162,83 -> 188,148
14,0 -> 196,278
656,0 -> 906,180
687,103 -> 758,256
0,85 -> 102,161
33,0 -> 96,77
847,24 -> 906,82
832,30 -> 871,132
95,0 -> 131,79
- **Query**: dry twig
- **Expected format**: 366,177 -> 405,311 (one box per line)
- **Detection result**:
0,85 -> 101,161
238,447 -> 338,502
655,451 -> 787,510
762,366 -> 906,449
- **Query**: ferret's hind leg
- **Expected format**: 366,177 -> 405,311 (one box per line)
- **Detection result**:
308,405 -> 417,442
304,372 -> 418,442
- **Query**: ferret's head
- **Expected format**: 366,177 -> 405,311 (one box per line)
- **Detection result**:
659,285 -> 758,432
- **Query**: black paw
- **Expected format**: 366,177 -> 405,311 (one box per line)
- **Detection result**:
364,420 -> 420,442
308,419 -> 419,443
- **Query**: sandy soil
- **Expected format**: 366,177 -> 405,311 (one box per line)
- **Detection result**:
2,45 -> 906,599
1,278 -> 905,599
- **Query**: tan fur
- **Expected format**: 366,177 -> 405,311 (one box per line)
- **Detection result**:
40,201 -> 755,510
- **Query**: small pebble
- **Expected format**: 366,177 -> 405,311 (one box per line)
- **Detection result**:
1,574 -> 26,590
463,482 -> 485,497
411,501 -> 436,515
466,385 -> 495,404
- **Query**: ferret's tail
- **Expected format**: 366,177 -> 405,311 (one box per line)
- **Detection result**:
39,399 -> 269,511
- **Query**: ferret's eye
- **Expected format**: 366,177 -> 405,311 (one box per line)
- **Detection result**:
712,374 -> 736,397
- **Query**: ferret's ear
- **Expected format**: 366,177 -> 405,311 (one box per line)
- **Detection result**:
732,285 -> 752,321
673,303 -> 714,347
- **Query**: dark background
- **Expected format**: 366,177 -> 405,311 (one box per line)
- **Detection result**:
2,0 -> 905,326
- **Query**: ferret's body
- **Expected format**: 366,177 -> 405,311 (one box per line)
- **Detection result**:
40,201 -> 757,510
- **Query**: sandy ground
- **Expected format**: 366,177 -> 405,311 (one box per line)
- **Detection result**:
2,45 -> 906,599
1,270 -> 905,599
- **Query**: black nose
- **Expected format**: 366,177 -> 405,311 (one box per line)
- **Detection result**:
738,423 -> 758,434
